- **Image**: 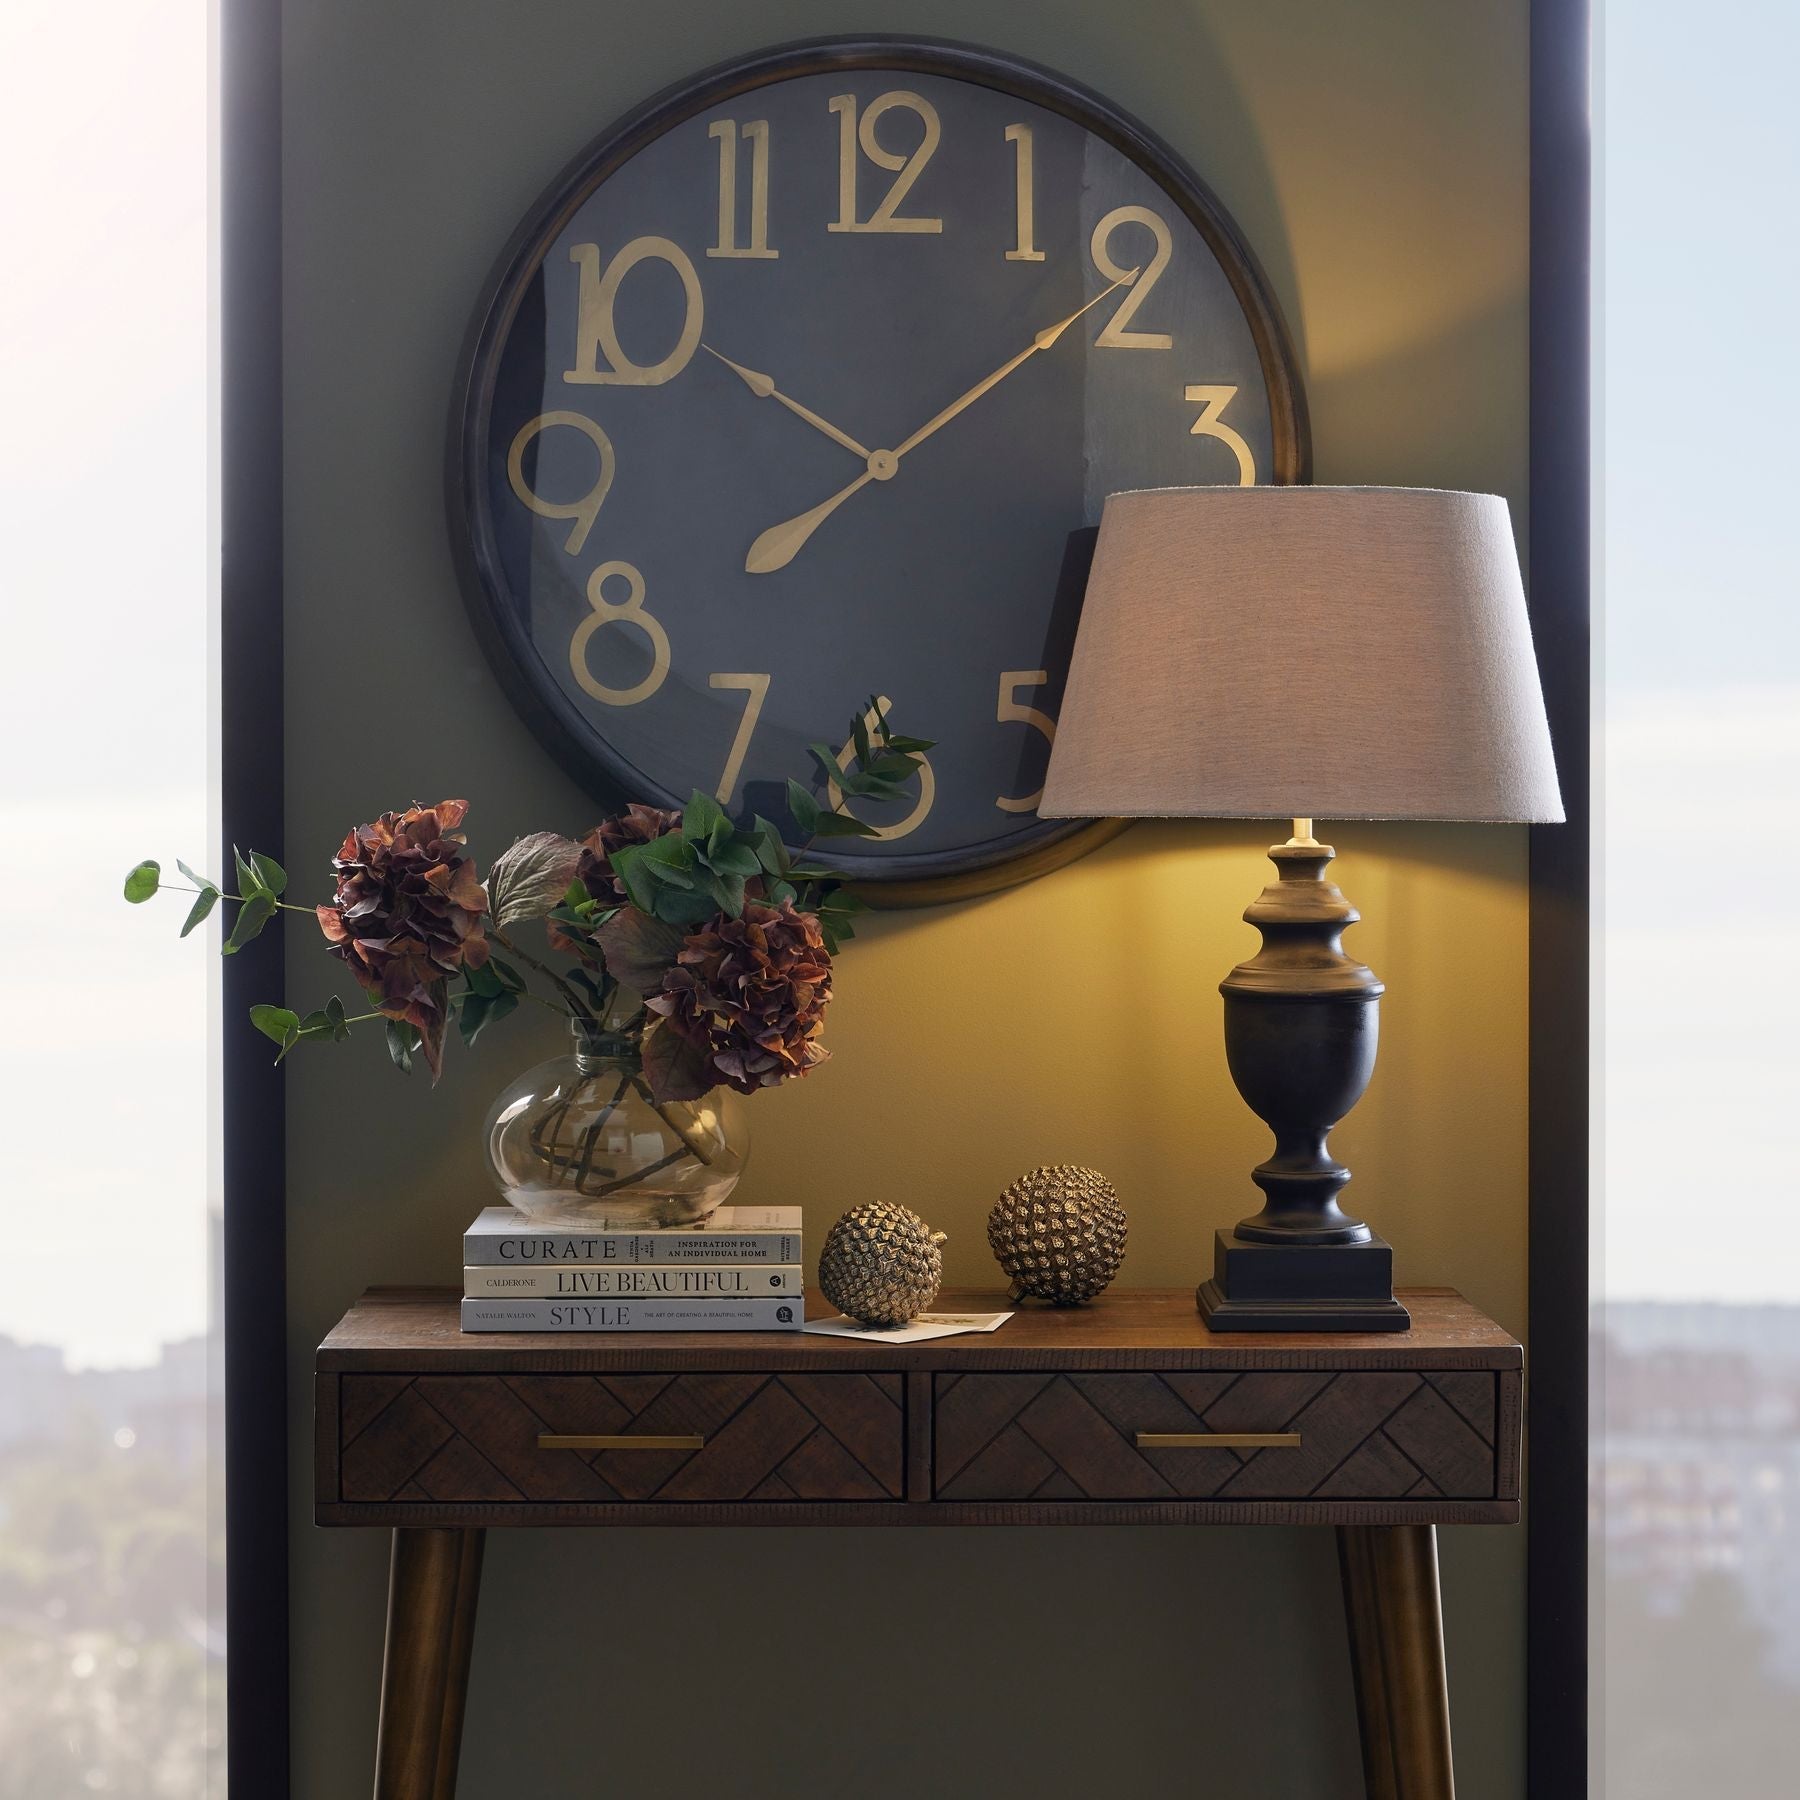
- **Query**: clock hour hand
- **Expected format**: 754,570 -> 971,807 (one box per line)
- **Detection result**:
742,271 -> 1136,576
702,344 -> 872,460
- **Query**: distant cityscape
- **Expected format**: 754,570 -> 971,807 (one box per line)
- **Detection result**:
0,1329 -> 223,1798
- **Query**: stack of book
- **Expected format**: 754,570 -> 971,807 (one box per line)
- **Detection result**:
459,1204 -> 805,1333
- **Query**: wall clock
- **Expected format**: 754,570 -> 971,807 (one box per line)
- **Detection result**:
449,36 -> 1308,903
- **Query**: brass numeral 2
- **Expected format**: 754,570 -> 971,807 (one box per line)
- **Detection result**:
828,92 -> 944,234
1090,205 -> 1173,349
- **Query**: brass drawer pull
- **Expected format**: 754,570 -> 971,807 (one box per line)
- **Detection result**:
1135,1431 -> 1301,1450
537,1433 -> 704,1452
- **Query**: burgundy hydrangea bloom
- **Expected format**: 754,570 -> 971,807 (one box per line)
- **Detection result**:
645,898 -> 832,1097
315,799 -> 489,1079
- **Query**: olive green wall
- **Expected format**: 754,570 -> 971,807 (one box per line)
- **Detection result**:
283,3 -> 1530,1794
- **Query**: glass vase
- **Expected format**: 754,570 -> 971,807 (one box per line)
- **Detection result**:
483,1023 -> 748,1227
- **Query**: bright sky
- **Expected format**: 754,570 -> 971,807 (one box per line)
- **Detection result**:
0,4 -> 214,1366
1599,1 -> 1800,1300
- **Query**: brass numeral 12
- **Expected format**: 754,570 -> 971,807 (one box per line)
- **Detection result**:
827,92 -> 944,233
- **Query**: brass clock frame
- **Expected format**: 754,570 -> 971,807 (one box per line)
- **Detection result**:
447,35 -> 1310,908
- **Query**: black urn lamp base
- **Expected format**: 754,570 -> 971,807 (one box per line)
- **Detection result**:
1202,836 -> 1409,1333
1197,1230 -> 1411,1332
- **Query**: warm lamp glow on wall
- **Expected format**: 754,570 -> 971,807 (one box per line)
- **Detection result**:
1041,487 -> 1563,1331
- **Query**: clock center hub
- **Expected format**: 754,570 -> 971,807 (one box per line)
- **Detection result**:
866,449 -> 899,481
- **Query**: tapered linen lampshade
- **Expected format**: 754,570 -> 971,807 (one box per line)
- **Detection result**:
1039,486 -> 1563,826
1040,485 -> 1562,1332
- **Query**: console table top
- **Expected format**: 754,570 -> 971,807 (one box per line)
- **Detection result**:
320,1285 -> 1520,1374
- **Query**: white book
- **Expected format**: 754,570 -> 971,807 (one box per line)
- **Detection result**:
463,1205 -> 802,1267
460,1296 -> 804,1333
464,1264 -> 804,1298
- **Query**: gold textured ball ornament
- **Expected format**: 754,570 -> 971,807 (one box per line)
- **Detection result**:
817,1202 -> 948,1327
988,1166 -> 1128,1305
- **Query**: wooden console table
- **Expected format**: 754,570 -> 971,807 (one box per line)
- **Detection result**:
316,1286 -> 1520,1798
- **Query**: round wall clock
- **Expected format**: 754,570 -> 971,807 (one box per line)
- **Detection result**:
449,36 -> 1308,903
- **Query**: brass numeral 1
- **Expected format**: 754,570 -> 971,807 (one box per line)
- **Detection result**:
1090,205 -> 1173,349
827,695 -> 936,839
564,237 -> 704,386
827,92 -> 944,234
995,669 -> 1056,813
1003,124 -> 1045,262
707,119 -> 777,259
569,562 -> 671,707
1184,384 -> 1256,485
710,672 -> 771,804
506,412 -> 615,555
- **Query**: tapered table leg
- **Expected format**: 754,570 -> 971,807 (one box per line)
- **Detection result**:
1337,1525 -> 1454,1800
375,1528 -> 485,1800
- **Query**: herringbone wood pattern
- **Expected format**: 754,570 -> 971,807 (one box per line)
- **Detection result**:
934,1370 -> 1496,1502
340,1372 -> 903,1503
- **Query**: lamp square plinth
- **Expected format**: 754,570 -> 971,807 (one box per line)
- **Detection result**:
1197,1230 -> 1411,1333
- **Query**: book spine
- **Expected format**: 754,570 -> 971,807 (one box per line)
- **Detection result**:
464,1264 -> 804,1298
463,1230 -> 802,1267
460,1296 -> 804,1333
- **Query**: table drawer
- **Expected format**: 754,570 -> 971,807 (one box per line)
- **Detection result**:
339,1372 -> 904,1504
934,1370 -> 1498,1502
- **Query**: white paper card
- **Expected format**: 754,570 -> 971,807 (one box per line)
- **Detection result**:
801,1311 -> 1014,1343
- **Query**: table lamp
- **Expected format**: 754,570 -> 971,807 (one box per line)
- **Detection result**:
1040,487 -> 1562,1331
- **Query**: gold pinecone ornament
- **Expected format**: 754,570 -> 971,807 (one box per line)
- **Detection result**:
818,1202 -> 947,1327
988,1166 -> 1127,1306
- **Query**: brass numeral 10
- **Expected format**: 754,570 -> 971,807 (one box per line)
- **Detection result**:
565,237 -> 705,386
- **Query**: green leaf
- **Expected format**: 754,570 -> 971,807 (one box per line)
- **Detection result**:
604,842 -> 660,914
706,840 -> 762,878
700,868 -> 746,917
765,878 -> 797,907
809,811 -> 881,840
682,789 -> 725,842
786,779 -> 822,836
748,816 -> 790,876
595,910 -> 685,996
222,893 -> 275,955
851,710 -> 872,767
325,995 -> 351,1041
249,1004 -> 301,1047
123,860 -> 161,904
809,741 -> 847,784
457,993 -> 491,1045
468,989 -> 517,1043
249,851 -> 288,897
386,1018 -> 419,1074
880,734 -> 935,755
650,886 -> 721,929
465,960 -> 504,999
233,847 -> 266,900
486,832 -> 584,929
176,859 -> 216,891
179,887 -> 220,937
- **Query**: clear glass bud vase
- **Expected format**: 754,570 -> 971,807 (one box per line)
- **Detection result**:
483,1023 -> 748,1228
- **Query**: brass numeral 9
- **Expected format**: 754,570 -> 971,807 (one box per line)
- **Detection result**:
507,412 -> 615,556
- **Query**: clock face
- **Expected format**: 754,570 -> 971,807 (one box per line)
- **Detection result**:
452,40 -> 1306,893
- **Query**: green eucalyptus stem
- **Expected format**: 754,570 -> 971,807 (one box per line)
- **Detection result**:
488,925 -> 599,1023
158,881 -> 316,916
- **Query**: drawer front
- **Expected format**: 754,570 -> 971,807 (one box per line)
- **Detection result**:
934,1370 -> 1498,1502
340,1372 -> 903,1504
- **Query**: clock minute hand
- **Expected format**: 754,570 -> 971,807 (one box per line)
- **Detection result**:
703,345 -> 872,460
887,270 -> 1137,461
742,271 -> 1137,576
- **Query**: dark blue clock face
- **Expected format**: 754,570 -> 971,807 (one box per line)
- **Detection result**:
454,44 -> 1304,887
